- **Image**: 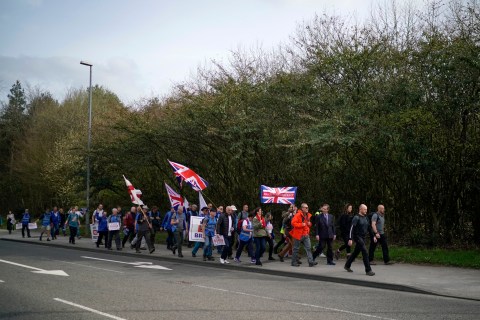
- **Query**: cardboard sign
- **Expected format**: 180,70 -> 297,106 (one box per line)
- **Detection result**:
212,234 -> 225,246
108,222 -> 120,231
90,224 -> 98,242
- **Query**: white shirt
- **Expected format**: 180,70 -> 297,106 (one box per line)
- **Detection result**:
228,215 -> 232,236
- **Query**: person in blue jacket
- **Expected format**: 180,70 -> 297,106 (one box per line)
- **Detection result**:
50,206 -> 61,240
65,206 -> 81,244
95,208 -> 109,248
21,209 -> 31,238
162,207 -> 176,250
36,208 -> 52,241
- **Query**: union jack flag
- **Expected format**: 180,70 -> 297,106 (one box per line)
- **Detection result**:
260,185 -> 297,204
123,175 -> 143,205
164,182 -> 184,209
168,160 -> 208,192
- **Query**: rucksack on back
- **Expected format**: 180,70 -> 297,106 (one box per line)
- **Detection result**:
237,219 -> 244,234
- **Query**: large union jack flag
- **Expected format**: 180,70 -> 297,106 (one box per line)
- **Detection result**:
168,160 -> 208,192
260,185 -> 297,204
164,182 -> 184,209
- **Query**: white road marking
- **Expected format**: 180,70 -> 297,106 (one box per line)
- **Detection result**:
0,259 -> 69,276
54,298 -> 127,320
0,280 -> 4,283
81,256 -> 171,270
192,284 -> 396,320
52,260 -> 124,274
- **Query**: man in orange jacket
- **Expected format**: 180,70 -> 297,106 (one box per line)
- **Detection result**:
290,203 -> 317,267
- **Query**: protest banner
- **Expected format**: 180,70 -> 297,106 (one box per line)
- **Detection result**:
28,223 -> 37,230
189,216 -> 205,242
108,222 -> 120,231
212,234 -> 225,246
90,224 -> 99,243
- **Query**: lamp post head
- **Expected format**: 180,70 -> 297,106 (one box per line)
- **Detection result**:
80,61 -> 93,67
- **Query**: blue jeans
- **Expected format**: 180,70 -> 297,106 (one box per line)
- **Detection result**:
192,241 -> 204,255
204,234 -> 214,257
51,223 -> 59,238
254,237 -> 266,262
292,235 -> 314,265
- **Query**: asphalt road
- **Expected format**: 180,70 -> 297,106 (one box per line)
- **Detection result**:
0,241 -> 478,320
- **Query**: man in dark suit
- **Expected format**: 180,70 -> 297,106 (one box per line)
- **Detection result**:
312,203 -> 336,265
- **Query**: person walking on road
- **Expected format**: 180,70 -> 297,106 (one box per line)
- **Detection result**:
95,207 -> 109,248
65,207 -> 80,244
21,209 -> 31,238
290,203 -> 317,267
135,206 -> 155,254
6,211 -> 15,234
312,203 -> 336,265
217,206 -> 235,264
369,205 -> 394,265
107,208 -> 122,250
278,205 -> 297,262
122,207 -> 136,248
202,207 -> 217,261
234,211 -> 254,263
344,204 -> 375,276
336,203 -> 353,260
253,207 -> 268,266
170,206 -> 186,257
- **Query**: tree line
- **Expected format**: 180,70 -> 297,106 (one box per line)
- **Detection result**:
1,1 -> 479,246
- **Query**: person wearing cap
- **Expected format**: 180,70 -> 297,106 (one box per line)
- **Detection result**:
202,207 -> 217,261
191,207 -> 208,257
135,206 -> 155,254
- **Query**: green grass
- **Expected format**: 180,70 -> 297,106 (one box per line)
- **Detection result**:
388,246 -> 480,269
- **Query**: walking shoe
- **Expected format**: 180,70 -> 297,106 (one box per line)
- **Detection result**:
108,248 -> 113,250
117,248 -> 122,251
178,254 -> 184,258
149,248 -> 155,254
370,261 -> 377,265
297,260 -> 302,265
327,261 -> 336,266
366,271 -> 375,276
309,262 -> 317,267
278,255 -> 284,262
203,256 -> 207,261
208,256 -> 215,261
320,253 -> 326,258
385,261 -> 395,265
220,258 -> 226,264
234,258 -> 241,263
255,261 -> 262,266
335,250 -> 340,260
250,259 -> 256,264
291,263 -> 300,267
172,247 -> 177,255
192,253 -> 196,257
136,250 -> 142,253
47,238 -> 51,241
268,256 -> 276,261
344,266 -> 353,272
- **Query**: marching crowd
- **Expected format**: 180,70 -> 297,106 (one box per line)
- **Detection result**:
5,202 -> 394,276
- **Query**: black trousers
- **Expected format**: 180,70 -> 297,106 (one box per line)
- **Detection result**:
266,235 -> 274,258
273,234 -> 286,254
22,224 -> 31,237
338,232 -> 351,253
108,230 -> 121,249
313,238 -> 334,263
166,229 -> 176,248
369,234 -> 390,263
221,236 -> 234,260
345,237 -> 371,272
69,226 -> 77,244
96,231 -> 108,248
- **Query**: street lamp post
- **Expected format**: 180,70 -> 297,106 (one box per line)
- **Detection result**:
80,60 -> 93,234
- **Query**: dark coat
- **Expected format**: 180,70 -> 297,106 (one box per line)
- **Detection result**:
216,213 -> 233,237
315,213 -> 336,239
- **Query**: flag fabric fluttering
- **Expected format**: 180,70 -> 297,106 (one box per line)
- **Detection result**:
123,175 -> 144,205
199,192 -> 208,209
164,182 -> 184,209
168,160 -> 208,192
260,185 -> 297,204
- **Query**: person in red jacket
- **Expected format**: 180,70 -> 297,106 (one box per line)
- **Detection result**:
290,203 -> 317,267
122,206 -> 136,248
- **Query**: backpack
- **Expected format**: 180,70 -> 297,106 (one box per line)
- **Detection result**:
237,218 -> 245,234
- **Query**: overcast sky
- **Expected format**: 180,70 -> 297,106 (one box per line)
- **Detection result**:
1,0 -> 416,105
